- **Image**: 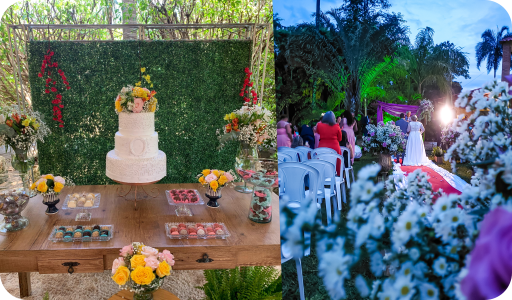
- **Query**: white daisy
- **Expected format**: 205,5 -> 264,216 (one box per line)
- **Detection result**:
355,275 -> 370,297
370,251 -> 384,276
318,250 -> 352,300
408,248 -> 420,262
420,282 -> 439,300
393,275 -> 415,300
378,279 -> 398,300
433,257 -> 448,277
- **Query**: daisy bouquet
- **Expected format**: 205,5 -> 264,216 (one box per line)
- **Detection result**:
197,169 -> 236,192
362,121 -> 405,154
115,68 -> 158,114
111,243 -> 175,297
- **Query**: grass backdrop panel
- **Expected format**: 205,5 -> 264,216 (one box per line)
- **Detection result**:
28,41 -> 250,185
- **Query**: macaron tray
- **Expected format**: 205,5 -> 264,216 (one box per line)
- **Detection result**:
165,222 -> 230,239
166,189 -> 204,205
48,224 -> 114,242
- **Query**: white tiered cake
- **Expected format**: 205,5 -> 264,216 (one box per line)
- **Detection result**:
106,112 -> 166,183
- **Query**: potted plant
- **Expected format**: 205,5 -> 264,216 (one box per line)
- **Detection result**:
432,146 -> 444,164
362,121 -> 406,173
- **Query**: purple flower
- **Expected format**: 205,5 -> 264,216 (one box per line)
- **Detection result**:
370,132 -> 375,136
382,142 -> 387,147
389,132 -> 396,137
461,207 -> 512,300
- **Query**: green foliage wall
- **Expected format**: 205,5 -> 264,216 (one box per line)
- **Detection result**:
28,41 -> 251,185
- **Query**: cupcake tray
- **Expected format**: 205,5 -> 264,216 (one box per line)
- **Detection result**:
165,222 -> 230,239
166,189 -> 204,205
48,224 -> 114,243
62,193 -> 101,221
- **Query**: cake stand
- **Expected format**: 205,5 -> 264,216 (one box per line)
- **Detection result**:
114,180 -> 160,211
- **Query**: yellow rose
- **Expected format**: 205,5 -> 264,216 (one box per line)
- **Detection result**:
22,119 -> 30,127
130,255 -> 146,268
141,67 -> 146,73
219,171 -> 225,175
210,180 -> 219,192
198,176 -> 205,184
30,183 -> 36,190
155,261 -> 171,278
115,100 -> 123,112
131,266 -> 155,285
45,174 -> 54,180
54,182 -> 64,193
37,181 -> 48,193
112,266 -> 130,286
202,169 -> 211,177
212,170 -> 220,177
218,175 -> 228,186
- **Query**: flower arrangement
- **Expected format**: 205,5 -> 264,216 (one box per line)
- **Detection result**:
362,121 -> 405,154
197,169 -> 236,192
30,174 -> 74,195
217,68 -> 275,149
440,123 -> 461,149
115,68 -> 158,114
0,105 -> 50,152
38,48 -> 71,127
111,242 -> 175,299
417,99 -> 434,122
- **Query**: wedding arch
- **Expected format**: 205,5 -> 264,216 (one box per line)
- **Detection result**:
373,100 -> 420,123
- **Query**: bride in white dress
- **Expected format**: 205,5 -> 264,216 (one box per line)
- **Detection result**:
402,115 -> 430,166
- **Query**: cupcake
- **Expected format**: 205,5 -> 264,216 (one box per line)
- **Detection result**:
216,229 -> 225,235
77,197 -> 86,207
64,232 -> 73,238
171,231 -> 179,236
92,231 -> 100,237
65,226 -> 74,233
58,226 -> 66,233
75,226 -> 83,232
83,231 -> 92,237
100,230 -> 109,237
55,231 -> 64,238
86,193 -> 95,200
170,228 -> 178,234
178,223 -> 186,229
84,226 -> 93,231
101,226 -> 109,230
93,225 -> 101,232
72,193 -> 80,199
179,229 -> 188,235
68,200 -> 77,208
74,231 -> 82,238
197,229 -> 205,236
84,200 -> 94,207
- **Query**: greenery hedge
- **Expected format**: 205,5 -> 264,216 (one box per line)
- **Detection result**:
28,40 -> 251,185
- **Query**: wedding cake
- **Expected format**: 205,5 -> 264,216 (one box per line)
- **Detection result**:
106,112 -> 166,183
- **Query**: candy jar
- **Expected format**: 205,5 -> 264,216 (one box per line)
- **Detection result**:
0,189 -> 30,232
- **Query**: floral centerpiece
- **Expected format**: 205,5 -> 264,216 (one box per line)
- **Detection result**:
30,174 -> 74,215
197,169 -> 236,207
111,242 -> 175,300
0,105 -> 50,194
417,99 -> 434,122
115,68 -> 158,113
362,121 -> 405,172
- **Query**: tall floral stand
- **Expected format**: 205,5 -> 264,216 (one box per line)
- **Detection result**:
114,180 -> 160,211
234,143 -> 258,194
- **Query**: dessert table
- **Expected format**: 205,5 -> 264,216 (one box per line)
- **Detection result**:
0,183 -> 280,298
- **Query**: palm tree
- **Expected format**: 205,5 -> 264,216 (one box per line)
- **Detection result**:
476,26 -> 512,78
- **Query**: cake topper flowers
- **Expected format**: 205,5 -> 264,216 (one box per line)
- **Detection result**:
115,68 -> 158,114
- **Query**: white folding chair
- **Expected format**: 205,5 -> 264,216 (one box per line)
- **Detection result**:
294,146 -> 312,161
279,148 -> 302,162
303,160 -> 338,224
278,152 -> 295,162
314,153 -> 347,211
340,146 -> 355,188
311,147 -> 337,158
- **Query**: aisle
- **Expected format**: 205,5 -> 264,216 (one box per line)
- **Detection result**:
400,165 -> 461,195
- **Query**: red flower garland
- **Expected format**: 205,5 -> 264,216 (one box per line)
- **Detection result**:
38,49 -> 70,127
240,68 -> 258,105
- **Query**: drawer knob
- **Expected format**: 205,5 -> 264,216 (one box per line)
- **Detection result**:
196,253 -> 214,263
62,262 -> 80,274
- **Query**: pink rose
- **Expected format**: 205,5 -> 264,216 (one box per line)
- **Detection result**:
158,250 -> 175,266
119,245 -> 133,257
144,256 -> 160,270
132,98 -> 144,113
112,257 -> 126,274
141,246 -> 159,257
54,176 -> 65,184
205,173 -> 218,183
224,172 -> 234,182
142,88 -> 150,95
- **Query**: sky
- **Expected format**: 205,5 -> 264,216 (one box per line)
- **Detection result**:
274,0 -> 512,93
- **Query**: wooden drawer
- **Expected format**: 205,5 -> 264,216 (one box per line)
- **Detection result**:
37,254 -> 104,274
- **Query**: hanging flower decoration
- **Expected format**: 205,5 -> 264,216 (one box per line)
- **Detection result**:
240,68 -> 258,105
38,49 -> 71,127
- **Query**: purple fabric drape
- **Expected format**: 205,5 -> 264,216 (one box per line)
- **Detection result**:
374,101 -> 420,123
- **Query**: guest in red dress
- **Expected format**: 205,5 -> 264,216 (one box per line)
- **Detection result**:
317,111 -> 342,174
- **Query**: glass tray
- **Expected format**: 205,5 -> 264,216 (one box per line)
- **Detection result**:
165,222 -> 230,239
48,224 -> 114,243
166,189 -> 204,205
62,193 -> 101,209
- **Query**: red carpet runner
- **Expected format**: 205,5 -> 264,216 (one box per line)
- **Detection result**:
395,158 -> 461,196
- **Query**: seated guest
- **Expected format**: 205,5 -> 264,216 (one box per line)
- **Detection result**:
300,124 -> 315,148
317,111 -> 342,174
337,117 -> 355,170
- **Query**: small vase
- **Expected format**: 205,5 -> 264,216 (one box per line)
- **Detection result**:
378,153 -> 392,173
11,150 -> 36,197
133,291 -> 154,300
234,143 -> 258,194
42,193 -> 60,215
205,187 -> 222,208
248,186 -> 272,223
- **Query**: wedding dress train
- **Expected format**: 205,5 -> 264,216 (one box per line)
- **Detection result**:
402,121 -> 430,166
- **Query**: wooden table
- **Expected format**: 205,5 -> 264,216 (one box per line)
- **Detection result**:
0,183 -> 280,298
109,289 -> 180,300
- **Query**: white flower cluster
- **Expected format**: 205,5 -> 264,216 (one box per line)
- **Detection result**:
362,121 -> 405,154
0,105 -> 51,151
418,99 -> 435,122
446,80 -> 512,167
